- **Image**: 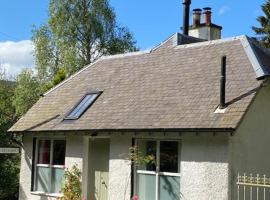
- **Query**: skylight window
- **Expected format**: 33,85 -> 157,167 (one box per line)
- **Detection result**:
65,92 -> 101,120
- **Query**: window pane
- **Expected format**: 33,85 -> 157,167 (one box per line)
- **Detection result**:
160,141 -> 179,173
159,175 -> 180,200
51,168 -> 65,193
66,93 -> 99,119
137,140 -> 156,171
53,140 -> 66,165
137,174 -> 156,200
36,166 -> 50,192
38,140 -> 51,164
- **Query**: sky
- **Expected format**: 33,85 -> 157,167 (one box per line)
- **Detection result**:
0,0 -> 265,76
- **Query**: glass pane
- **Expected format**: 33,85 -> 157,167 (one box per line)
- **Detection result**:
53,140 -> 66,165
159,175 -> 180,200
160,141 -> 179,173
137,140 -> 156,171
137,174 -> 156,200
38,140 -> 51,164
51,168 -> 65,193
67,93 -> 99,119
36,166 -> 50,192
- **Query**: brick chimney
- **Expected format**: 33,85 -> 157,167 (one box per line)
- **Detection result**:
188,7 -> 222,40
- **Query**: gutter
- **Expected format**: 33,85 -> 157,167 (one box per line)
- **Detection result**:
10,127 -> 235,135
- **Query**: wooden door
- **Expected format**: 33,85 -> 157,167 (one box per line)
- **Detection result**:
95,171 -> 109,200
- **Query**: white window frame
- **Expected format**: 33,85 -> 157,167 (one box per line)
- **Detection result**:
33,138 -> 66,195
134,139 -> 181,200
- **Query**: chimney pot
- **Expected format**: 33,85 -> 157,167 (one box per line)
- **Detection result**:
203,7 -> 212,25
192,8 -> 202,28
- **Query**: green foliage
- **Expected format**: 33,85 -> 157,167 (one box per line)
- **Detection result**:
252,0 -> 270,48
32,0 -> 138,81
12,69 -> 41,117
127,146 -> 155,167
60,165 -> 82,200
0,67 -> 20,200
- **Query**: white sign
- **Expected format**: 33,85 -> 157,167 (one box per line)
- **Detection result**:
0,148 -> 20,154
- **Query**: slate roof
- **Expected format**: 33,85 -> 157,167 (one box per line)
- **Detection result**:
9,33 -> 270,133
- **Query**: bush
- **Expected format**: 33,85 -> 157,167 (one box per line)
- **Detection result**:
60,165 -> 82,200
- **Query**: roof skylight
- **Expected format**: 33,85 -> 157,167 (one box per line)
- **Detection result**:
65,92 -> 101,120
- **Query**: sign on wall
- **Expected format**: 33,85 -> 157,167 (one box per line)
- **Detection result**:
0,147 -> 20,154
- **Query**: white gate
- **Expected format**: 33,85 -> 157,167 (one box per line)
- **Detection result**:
236,173 -> 270,200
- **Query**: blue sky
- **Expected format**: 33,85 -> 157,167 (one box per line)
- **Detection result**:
0,0 -> 266,75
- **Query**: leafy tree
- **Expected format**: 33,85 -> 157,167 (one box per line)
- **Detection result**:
252,0 -> 270,48
33,0 -> 138,83
0,67 -> 20,200
12,69 -> 41,117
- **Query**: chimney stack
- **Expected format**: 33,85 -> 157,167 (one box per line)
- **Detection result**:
188,7 -> 222,40
192,9 -> 202,28
203,7 -> 212,25
182,0 -> 191,35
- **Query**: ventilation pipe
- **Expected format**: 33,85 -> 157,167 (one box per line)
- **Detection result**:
220,56 -> 226,109
182,0 -> 191,35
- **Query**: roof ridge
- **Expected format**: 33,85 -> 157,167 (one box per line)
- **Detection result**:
174,35 -> 246,49
101,49 -> 151,60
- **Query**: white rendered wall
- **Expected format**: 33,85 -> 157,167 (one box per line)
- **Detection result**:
180,136 -> 229,200
19,135 -> 84,200
230,84 -> 270,199
108,136 -> 132,200
189,26 -> 221,40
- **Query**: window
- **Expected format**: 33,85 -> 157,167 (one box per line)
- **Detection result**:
135,140 -> 181,200
34,139 -> 66,194
65,92 -> 101,120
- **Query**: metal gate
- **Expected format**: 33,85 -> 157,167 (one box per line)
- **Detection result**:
236,173 -> 270,200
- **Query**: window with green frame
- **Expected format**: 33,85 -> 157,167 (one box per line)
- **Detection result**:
34,139 -> 66,194
135,140 -> 181,200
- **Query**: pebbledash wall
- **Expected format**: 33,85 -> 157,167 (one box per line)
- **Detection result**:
180,135 -> 229,200
19,135 -> 84,200
19,134 -> 230,200
18,134 -> 132,200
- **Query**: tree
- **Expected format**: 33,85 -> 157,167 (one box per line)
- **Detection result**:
12,69 -> 41,117
252,0 -> 270,48
0,67 -> 20,200
33,0 -> 138,82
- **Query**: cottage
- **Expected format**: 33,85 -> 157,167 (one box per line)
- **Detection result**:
9,2 -> 270,200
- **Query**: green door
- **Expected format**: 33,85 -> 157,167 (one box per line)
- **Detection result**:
95,171 -> 109,200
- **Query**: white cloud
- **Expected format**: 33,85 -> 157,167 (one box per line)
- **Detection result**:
0,40 -> 34,77
218,6 -> 230,16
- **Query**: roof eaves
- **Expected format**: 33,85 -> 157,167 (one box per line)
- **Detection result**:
240,35 -> 267,79
9,127 -> 235,134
